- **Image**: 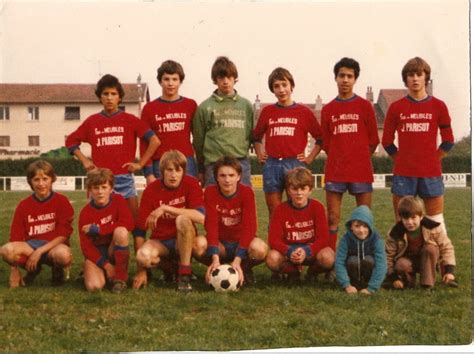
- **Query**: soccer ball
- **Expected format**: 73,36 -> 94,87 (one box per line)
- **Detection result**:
209,264 -> 240,292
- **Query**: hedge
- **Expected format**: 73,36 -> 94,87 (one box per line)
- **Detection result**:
0,154 -> 470,176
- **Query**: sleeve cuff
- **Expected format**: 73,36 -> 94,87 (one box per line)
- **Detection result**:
315,139 -> 323,146
439,141 -> 454,152
87,224 -> 100,237
384,144 -> 398,155
235,247 -> 248,260
206,245 -> 219,257
96,257 -> 107,268
132,228 -> 146,238
67,145 -> 80,155
143,165 -> 154,177
143,130 -> 155,142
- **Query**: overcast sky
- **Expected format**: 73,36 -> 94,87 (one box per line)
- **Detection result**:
1,0 -> 470,140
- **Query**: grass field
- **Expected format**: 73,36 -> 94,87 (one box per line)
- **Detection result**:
0,188 -> 471,351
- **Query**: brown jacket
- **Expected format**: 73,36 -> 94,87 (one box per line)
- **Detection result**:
385,217 -> 456,280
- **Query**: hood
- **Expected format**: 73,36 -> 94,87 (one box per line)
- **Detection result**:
345,205 -> 375,236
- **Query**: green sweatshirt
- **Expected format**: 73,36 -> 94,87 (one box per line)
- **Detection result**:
192,90 -> 254,171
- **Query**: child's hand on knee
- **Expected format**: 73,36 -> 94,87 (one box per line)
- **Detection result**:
393,279 -> 404,289
344,285 -> 358,294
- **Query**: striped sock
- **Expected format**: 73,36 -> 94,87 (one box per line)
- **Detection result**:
113,245 -> 129,282
15,255 -> 28,267
328,228 -> 338,251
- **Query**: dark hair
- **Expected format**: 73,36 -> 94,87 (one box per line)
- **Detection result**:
212,156 -> 242,181
401,57 -> 431,85
95,74 -> 125,101
333,57 -> 360,79
285,167 -> 314,189
397,196 -> 425,218
26,160 -> 57,188
157,60 -> 185,83
211,56 -> 238,83
268,67 -> 295,93
86,168 -> 115,190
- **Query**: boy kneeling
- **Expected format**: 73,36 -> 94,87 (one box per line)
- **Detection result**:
335,205 -> 386,295
1,160 -> 73,288
386,196 -> 457,290
79,168 -> 134,293
194,156 -> 268,286
266,167 -> 334,282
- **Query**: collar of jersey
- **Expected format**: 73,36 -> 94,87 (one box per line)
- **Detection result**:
32,191 -> 54,203
287,198 -> 310,210
335,94 -> 357,102
90,196 -> 113,209
406,95 -> 432,103
100,110 -> 122,118
275,102 -> 297,109
212,90 -> 238,102
157,96 -> 183,104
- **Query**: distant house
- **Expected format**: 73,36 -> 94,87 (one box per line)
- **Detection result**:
252,81 -> 433,157
0,81 -> 149,159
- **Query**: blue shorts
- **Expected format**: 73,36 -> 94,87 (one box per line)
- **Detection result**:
152,156 -> 198,178
114,173 -> 137,199
26,239 -> 50,264
96,244 -> 114,264
220,241 -> 239,263
325,181 -> 373,195
391,175 -> 444,198
205,157 -> 252,187
263,158 -> 304,193
160,238 -> 178,258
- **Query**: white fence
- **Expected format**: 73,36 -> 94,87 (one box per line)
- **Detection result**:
0,174 -> 471,191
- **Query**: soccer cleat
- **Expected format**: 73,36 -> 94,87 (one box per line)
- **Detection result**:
324,269 -> 336,283
51,266 -> 65,286
445,279 -> 459,288
243,268 -> 255,285
177,275 -> 192,293
111,280 -> 127,294
24,265 -> 42,286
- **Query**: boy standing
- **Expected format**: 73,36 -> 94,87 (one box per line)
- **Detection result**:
382,57 -> 454,227
335,205 -> 386,295
140,60 -> 198,183
253,67 -> 322,218
321,57 -> 379,250
386,196 -> 457,290
266,167 -> 334,282
193,156 -> 268,286
192,56 -> 254,186
133,150 -> 205,292
65,74 -> 159,251
1,160 -> 73,288
79,168 -> 134,293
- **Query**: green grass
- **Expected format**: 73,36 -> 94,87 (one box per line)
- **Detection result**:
0,188 -> 471,351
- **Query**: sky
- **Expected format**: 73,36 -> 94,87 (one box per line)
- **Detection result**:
0,0 -> 470,141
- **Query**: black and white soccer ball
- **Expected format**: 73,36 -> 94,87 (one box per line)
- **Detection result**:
209,264 -> 240,292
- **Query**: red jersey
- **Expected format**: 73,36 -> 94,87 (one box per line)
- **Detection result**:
268,199 -> 330,256
204,184 -> 257,254
10,192 -> 73,243
79,193 -> 134,265
382,95 -> 454,177
253,103 -> 322,158
65,110 -> 154,175
140,96 -> 197,161
136,175 -> 204,240
321,95 -> 379,183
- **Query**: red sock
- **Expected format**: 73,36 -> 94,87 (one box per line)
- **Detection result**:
328,229 -> 338,251
15,255 -> 28,268
178,264 -> 192,276
113,246 -> 129,282
281,263 -> 298,274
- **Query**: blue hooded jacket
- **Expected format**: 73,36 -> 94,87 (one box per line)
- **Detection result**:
335,205 -> 387,292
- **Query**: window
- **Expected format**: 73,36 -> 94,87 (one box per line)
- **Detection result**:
65,106 -> 80,120
28,136 -> 40,147
0,106 -> 10,121
28,106 -> 39,121
0,136 -> 10,147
